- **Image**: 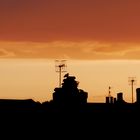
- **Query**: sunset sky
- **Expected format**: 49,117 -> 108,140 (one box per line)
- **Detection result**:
0,0 -> 140,103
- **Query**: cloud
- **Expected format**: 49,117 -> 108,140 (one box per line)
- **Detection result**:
82,42 -> 140,59
0,41 -> 140,59
0,48 -> 15,58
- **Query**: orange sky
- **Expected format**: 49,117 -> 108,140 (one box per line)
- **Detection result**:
0,1 -> 140,103
0,0 -> 140,59
0,0 -> 140,42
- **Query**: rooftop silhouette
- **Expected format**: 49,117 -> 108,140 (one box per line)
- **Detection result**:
0,73 -> 139,136
0,73 -> 139,115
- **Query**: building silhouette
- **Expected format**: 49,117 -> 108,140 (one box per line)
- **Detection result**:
0,73 -> 140,115
52,73 -> 88,108
116,92 -> 125,103
106,96 -> 115,104
136,88 -> 140,103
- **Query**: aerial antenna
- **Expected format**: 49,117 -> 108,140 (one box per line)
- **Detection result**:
105,86 -> 114,103
108,86 -> 111,97
128,77 -> 136,103
55,60 -> 67,87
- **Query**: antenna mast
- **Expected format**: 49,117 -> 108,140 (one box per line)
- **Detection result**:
55,60 -> 67,87
108,86 -> 111,97
128,77 -> 136,103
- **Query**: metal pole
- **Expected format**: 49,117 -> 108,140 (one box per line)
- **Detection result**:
59,66 -> 61,87
132,80 -> 134,103
128,77 -> 136,103
55,60 -> 67,88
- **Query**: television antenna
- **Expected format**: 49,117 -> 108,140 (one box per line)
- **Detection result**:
55,60 -> 67,87
128,77 -> 136,103
108,86 -> 111,97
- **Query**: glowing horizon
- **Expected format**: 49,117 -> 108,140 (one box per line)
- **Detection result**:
0,59 -> 139,103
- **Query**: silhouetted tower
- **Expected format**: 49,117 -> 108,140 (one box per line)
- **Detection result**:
106,86 -> 114,103
55,60 -> 67,87
109,86 -> 111,97
128,77 -> 136,103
